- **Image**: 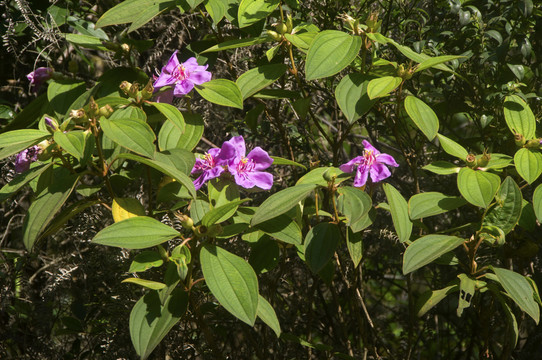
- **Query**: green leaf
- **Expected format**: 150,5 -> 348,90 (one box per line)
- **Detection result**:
254,214 -> 302,245
202,37 -> 269,53
422,161 -> 462,175
416,284 -> 458,317
47,79 -> 87,115
250,184 -> 317,226
151,102 -> 185,133
304,222 -> 340,273
483,177 -> 522,234
492,267 -> 539,324
436,133 -> 468,160
0,163 -> 53,202
457,274 -> 476,316
383,183 -> 412,243
64,33 -> 108,50
248,237 -> 279,274
270,156 -> 307,170
334,73 -> 376,124
346,227 -> 363,268
533,184 -> 542,223
129,288 -> 188,360
404,96 -> 439,140
202,199 -> 248,227
337,186 -> 372,226
284,32 -> 317,50
158,112 -> 204,152
204,0 -> 226,24
503,95 -> 536,140
305,31 -> 362,81
257,295 -> 281,337
408,192 -> 466,220
96,0 -> 176,30
403,235 -> 465,274
22,172 -> 79,250
514,148 -> 542,184
295,167 -> 350,187
122,278 -> 166,290
129,251 -> 164,272
237,0 -> 280,28
0,129 -> 50,148
236,64 -> 288,99
101,117 -> 156,158
415,55 -> 465,72
92,217 -> 179,249
367,76 -> 402,99
54,130 -> 90,161
1,93 -> 48,132
457,168 -> 500,208
484,153 -> 513,169
195,79 -> 243,109
200,244 -> 259,325
386,38 -> 454,72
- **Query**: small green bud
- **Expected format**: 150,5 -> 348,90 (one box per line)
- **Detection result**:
477,150 -> 490,168
465,153 -> 477,168
141,79 -> 154,100
99,105 -> 114,118
323,168 -> 340,182
275,22 -> 288,35
37,140 -> 54,161
514,132 -> 526,147
119,81 -> 132,95
285,14 -> 293,33
265,30 -> 282,41
525,139 -> 541,149
121,43 -> 130,53
70,108 -> 87,122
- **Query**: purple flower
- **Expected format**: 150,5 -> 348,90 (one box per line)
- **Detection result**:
153,51 -> 212,98
226,136 -> 274,190
27,67 -> 53,92
339,140 -> 398,187
44,116 -> 58,130
15,145 -> 41,173
191,143 -> 236,191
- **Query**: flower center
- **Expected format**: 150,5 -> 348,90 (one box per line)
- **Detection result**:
195,152 -> 215,171
173,64 -> 188,81
236,157 -> 255,178
362,149 -> 377,166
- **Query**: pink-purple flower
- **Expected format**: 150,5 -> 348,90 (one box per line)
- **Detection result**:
191,136 -> 273,190
340,140 -> 398,187
15,145 -> 41,173
153,51 -> 212,100
27,67 -> 53,92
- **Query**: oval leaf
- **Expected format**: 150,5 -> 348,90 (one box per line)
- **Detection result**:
346,227 -> 363,268
236,64 -> 288,100
404,96 -> 439,140
237,0 -> 280,28
195,79 -> 243,109
100,117 -> 156,158
514,148 -> 542,184
408,192 -> 466,220
457,168 -> 500,208
335,73 -> 376,124
367,76 -> 402,99
304,222 -> 341,273
0,129 -> 50,148
504,95 -> 536,140
337,186 -> 372,226
151,102 -> 185,132
436,133 -> 468,160
200,244 -> 259,325
483,177 -> 522,234
403,235 -> 465,274
122,278 -> 166,290
533,184 -> 542,223
492,267 -> 539,324
257,295 -> 281,337
383,183 -> 412,243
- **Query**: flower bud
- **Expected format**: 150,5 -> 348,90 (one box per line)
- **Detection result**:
44,116 -> 59,131
194,225 -> 207,237
88,97 -> 99,117
265,30 -> 282,41
466,153 -> 477,168
37,141 -> 54,161
285,14 -> 293,33
121,43 -> 130,53
175,212 -> 194,229
127,82 -> 140,99
477,150 -> 490,168
514,132 -> 526,147
323,167 -> 340,182
70,108 -> 87,122
119,81 -> 132,95
99,105 -> 114,118
141,79 -> 154,100
275,22 -> 288,35
525,139 -> 541,149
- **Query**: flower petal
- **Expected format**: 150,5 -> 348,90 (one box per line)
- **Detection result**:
376,153 -> 399,167
362,140 -> 380,155
339,156 -> 363,173
226,136 -> 246,158
174,80 -> 194,96
153,72 -> 176,89
153,88 -> 174,103
189,69 -> 212,85
216,142 -> 236,164
182,57 -> 200,70
247,147 -> 273,170
353,164 -> 370,187
369,162 -> 391,183
234,171 -> 273,190
164,50 -> 180,74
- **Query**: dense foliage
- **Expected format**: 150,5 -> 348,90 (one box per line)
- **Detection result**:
1,0 -> 541,359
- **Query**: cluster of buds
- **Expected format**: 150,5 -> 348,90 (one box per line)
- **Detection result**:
514,132 -> 542,149
174,212 -> 223,239
266,14 -> 294,41
339,13 -> 362,35
120,79 -> 154,103
465,150 -> 491,169
366,12 -> 382,33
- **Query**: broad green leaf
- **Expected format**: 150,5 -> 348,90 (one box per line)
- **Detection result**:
337,186 -> 372,226
494,290 -> 519,347
334,73 -> 376,124
47,79 -> 87,115
415,55 -> 465,72
386,38 -> 454,72
383,183 -> 412,243
270,156 -> 307,170
0,163 -> 53,202
237,0 -> 280,28
533,184 -> 542,223
151,102 -> 185,132
257,295 -> 281,337
403,235 -> 465,274
92,216 -> 179,249
416,284 -> 458,317
484,153 -> 513,169
251,184 -> 317,226
436,133 -> 468,160
295,167 -> 350,187
492,267 -> 539,324
118,151 -> 196,199
101,117 -> 156,158
457,168 -> 500,208
96,0 -> 176,30
130,288 -> 188,360
200,244 -> 259,325
367,76 -> 402,99
64,33 -> 108,50
518,199 -> 536,231
284,32 -> 317,50
408,192 -> 466,220
110,106 -> 147,121
248,237 -> 279,274
304,222 -> 340,273
457,274 -> 476,316
305,31 -> 362,81
346,227 -> 363,268
158,112 -> 204,151
205,0 -> 226,24
195,79 -> 243,109
202,199 -> 248,227
22,172 -> 79,250
422,161 -> 462,175
236,64 -> 288,99
514,148 -> 542,184
404,96 -> 439,140
0,129 -> 50,148
483,177 -> 522,234
129,251 -> 164,272
254,214 -> 302,245
202,37 -> 269,53
54,130 -> 89,161
1,93 -> 47,132
122,278 -> 166,290
39,199 -> 100,240
350,207 -> 376,233
253,89 -> 300,99
503,95 -> 536,140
